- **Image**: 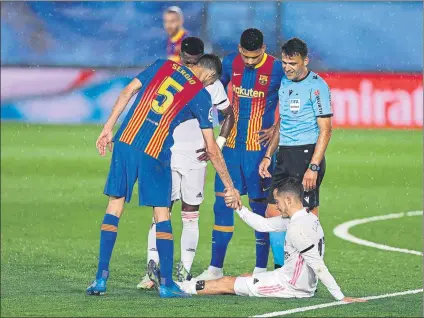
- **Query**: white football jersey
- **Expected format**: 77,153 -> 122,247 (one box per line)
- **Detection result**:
236,207 -> 345,300
171,79 -> 230,166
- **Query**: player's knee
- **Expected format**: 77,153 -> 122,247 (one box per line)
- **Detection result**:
153,207 -> 171,223
106,196 -> 125,218
310,206 -> 319,217
181,201 -> 199,212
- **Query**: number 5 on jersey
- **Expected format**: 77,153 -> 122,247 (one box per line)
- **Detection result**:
151,77 -> 184,114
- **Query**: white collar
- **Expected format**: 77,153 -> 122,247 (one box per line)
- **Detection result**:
290,208 -> 308,222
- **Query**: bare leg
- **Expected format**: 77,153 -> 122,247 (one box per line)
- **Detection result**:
106,196 -> 125,217
311,206 -> 319,217
197,276 -> 238,295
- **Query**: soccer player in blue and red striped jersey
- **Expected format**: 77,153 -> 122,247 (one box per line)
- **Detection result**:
164,6 -> 189,63
87,55 -> 241,298
196,29 -> 285,281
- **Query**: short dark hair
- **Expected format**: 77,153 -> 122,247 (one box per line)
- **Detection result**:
197,54 -> 222,79
181,37 -> 204,56
240,28 -> 264,51
281,37 -> 308,59
275,177 -> 304,202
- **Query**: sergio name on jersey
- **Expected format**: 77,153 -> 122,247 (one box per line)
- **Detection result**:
114,59 -> 213,162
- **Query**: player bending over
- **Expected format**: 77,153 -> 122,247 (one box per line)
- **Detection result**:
87,54 -> 241,298
196,28 -> 284,281
150,178 -> 366,302
137,37 -> 234,289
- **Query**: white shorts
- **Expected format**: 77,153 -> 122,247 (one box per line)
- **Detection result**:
234,271 -> 299,298
171,154 -> 207,206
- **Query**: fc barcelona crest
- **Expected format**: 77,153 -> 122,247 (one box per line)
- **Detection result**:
259,75 -> 268,85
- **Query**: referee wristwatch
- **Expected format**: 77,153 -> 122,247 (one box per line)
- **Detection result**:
308,163 -> 320,172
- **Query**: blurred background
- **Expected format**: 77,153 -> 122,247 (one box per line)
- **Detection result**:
1,1 -> 423,128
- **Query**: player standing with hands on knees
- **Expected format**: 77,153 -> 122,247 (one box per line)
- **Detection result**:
260,37 -> 333,222
87,54 -> 241,298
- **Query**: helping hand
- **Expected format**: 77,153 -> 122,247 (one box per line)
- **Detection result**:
224,188 -> 242,210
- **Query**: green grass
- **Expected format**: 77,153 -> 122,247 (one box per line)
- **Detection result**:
1,123 -> 422,317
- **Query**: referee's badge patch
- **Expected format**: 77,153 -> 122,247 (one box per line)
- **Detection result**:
289,99 -> 301,113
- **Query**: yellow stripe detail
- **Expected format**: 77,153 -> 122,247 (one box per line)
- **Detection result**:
101,224 -> 118,232
255,53 -> 268,69
170,29 -> 185,43
213,225 -> 234,232
156,232 -> 173,240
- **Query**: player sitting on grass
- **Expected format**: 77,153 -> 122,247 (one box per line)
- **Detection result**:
149,177 -> 366,302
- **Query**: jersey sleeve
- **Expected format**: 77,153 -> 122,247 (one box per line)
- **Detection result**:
189,89 -> 214,129
236,206 -> 290,232
220,55 -> 232,88
291,227 -> 345,301
312,80 -> 333,117
207,80 -> 230,110
135,59 -> 162,83
273,60 -> 285,82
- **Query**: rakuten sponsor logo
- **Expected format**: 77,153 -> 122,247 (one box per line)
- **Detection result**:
322,73 -> 422,129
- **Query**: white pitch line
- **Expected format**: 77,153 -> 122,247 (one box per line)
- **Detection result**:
252,211 -> 423,318
251,289 -> 423,317
333,211 -> 423,256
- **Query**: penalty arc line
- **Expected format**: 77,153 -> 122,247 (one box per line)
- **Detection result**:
251,211 -> 423,317
333,210 -> 423,256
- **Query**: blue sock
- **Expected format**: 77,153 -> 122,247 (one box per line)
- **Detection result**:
210,196 -> 234,268
270,231 -> 286,268
96,213 -> 120,280
156,220 -> 174,287
250,201 -> 270,269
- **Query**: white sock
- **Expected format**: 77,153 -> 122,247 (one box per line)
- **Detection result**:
253,267 -> 267,274
147,218 -> 159,266
181,211 -> 200,272
208,265 -> 223,276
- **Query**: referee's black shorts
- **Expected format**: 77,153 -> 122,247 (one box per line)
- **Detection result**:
267,144 -> 326,210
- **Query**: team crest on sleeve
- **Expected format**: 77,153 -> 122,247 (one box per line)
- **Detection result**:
289,99 -> 301,113
259,75 -> 268,85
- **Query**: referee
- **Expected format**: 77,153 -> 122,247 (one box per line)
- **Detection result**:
259,37 -> 333,218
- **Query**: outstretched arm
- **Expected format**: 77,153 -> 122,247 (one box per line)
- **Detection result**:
235,206 -> 289,232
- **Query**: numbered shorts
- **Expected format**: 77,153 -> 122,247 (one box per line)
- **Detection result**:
214,143 -> 274,199
171,165 -> 207,206
104,141 -> 172,207
234,270 -> 299,298
267,144 -> 326,209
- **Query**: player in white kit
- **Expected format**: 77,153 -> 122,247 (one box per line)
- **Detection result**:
162,178 -> 366,303
137,37 -> 234,289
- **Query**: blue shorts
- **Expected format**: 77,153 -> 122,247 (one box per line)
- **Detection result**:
214,143 -> 275,199
104,141 -> 172,207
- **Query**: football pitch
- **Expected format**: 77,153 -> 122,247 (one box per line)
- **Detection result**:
1,123 -> 422,317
